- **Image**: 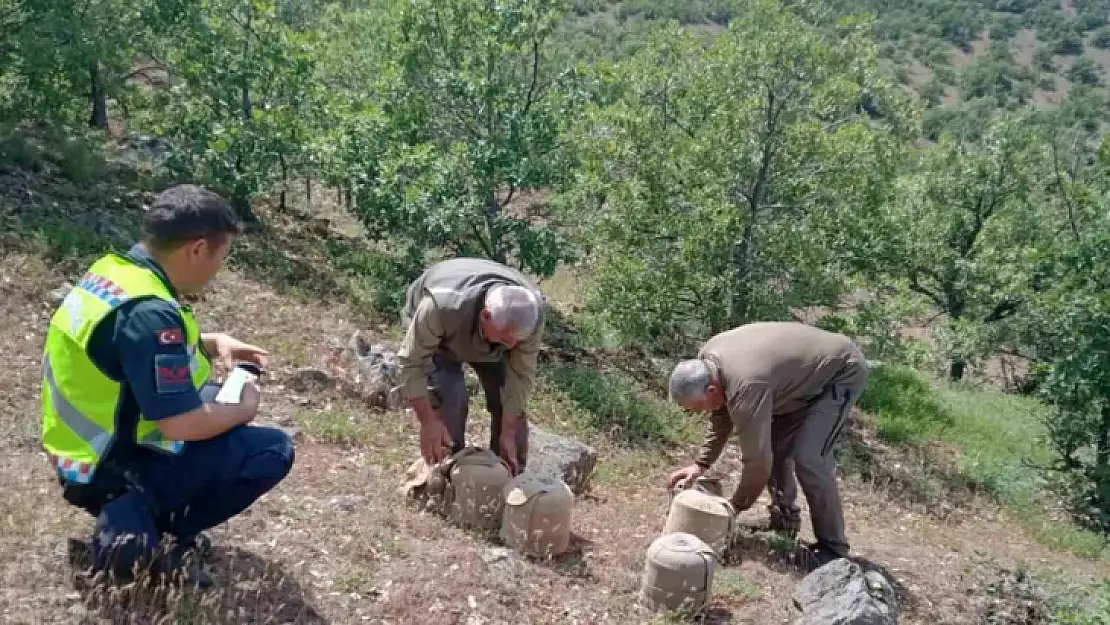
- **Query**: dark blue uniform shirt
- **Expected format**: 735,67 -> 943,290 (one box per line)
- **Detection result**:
86,245 -> 204,459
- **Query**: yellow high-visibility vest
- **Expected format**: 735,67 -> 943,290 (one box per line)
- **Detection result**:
40,253 -> 211,483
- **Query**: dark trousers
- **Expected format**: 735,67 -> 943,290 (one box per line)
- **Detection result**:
427,352 -> 529,470
767,358 -> 869,557
65,424 -> 295,574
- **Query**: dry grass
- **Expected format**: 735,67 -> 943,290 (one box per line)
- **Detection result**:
1,162 -> 1108,624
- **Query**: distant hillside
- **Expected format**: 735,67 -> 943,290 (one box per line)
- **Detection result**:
561,0 -> 1110,136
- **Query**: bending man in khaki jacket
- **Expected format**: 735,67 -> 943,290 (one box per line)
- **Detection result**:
397,257 -> 546,475
665,322 -> 869,569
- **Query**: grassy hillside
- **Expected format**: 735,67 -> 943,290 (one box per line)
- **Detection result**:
2,133 -> 1109,624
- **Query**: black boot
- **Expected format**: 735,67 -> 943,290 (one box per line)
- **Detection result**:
172,532 -> 213,560
737,504 -> 801,538
153,541 -> 215,589
798,541 -> 848,572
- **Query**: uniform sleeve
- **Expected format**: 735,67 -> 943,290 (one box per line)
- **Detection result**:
114,300 -> 203,421
501,312 -> 543,418
727,381 -> 774,511
397,296 -> 444,402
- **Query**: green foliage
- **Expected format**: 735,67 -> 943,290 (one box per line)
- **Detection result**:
1034,46 -> 1056,71
854,111 -> 1055,380
1054,580 -> 1110,623
1068,57 -> 1101,85
1018,133 -> 1110,533
935,383 -> 1054,504
1052,32 -> 1085,55
858,364 -> 954,444
141,0 -> 320,218
548,365 -> 697,445
1093,26 -> 1110,49
856,361 -> 1107,556
815,293 -> 932,366
570,1 -> 912,351
11,0 -> 188,128
616,0 -> 735,25
959,56 -> 1036,106
324,0 -> 580,279
0,124 -> 42,170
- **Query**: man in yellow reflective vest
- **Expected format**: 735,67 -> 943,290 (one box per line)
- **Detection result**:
41,184 -> 295,587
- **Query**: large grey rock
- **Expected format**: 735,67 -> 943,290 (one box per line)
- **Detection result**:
524,425 -> 597,496
346,331 -> 403,409
286,367 -> 333,393
793,559 -> 899,625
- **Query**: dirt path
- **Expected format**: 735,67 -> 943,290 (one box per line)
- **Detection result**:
1,258 -> 1105,624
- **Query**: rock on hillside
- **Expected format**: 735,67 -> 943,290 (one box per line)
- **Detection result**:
793,558 -> 900,625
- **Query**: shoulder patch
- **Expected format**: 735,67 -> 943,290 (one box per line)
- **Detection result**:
157,328 -> 184,345
154,353 -> 194,395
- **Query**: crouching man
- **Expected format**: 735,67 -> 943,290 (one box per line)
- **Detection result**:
665,321 -> 869,569
40,184 -> 295,587
397,257 -> 546,475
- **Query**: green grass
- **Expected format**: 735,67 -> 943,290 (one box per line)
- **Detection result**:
714,569 -> 763,601
1053,579 -> 1110,624
859,363 -> 1110,560
547,365 -> 699,446
293,406 -> 377,445
858,364 -> 955,444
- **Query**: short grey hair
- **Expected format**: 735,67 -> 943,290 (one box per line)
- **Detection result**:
485,285 -> 541,339
669,359 -> 713,403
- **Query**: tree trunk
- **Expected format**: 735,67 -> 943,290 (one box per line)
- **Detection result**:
231,191 -> 257,222
279,152 -> 288,210
946,286 -> 968,381
486,192 -> 506,264
729,211 -> 757,327
241,5 -> 253,121
949,359 -> 966,381
232,154 -> 258,222
306,177 -> 312,208
89,59 -> 108,129
1097,403 -> 1110,474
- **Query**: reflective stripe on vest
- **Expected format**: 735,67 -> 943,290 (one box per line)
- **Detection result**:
43,355 -> 113,482
43,355 -> 113,456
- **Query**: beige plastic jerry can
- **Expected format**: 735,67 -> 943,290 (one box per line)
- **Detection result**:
500,472 -> 574,558
662,476 -> 736,554
443,447 -> 512,530
640,532 -> 718,614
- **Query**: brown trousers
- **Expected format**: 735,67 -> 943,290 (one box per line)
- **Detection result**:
767,358 -> 869,557
426,352 -> 529,470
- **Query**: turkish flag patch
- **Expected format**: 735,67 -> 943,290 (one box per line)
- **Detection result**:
157,328 -> 184,345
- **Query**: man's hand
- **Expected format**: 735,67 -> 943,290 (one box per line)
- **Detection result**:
667,463 -> 706,490
498,422 -> 520,476
206,333 -> 269,369
418,414 -> 453,465
238,379 -> 262,425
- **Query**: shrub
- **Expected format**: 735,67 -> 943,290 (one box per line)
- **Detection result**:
857,364 -> 954,444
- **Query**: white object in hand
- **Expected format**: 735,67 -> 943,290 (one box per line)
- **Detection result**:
214,366 -> 256,404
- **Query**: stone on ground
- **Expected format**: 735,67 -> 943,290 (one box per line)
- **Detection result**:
286,367 -> 333,393
523,425 -> 597,496
345,331 -> 402,409
793,558 -> 899,625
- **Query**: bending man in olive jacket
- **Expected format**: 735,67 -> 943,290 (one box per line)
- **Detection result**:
397,257 -> 546,474
666,322 -> 869,568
